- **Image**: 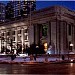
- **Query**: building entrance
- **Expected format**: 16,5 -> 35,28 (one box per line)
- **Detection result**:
39,23 -> 48,52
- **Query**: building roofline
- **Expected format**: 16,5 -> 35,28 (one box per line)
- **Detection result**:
32,5 -> 75,14
0,5 -> 75,26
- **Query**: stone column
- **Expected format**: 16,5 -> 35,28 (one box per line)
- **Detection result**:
21,28 -> 24,53
5,32 -> 7,52
0,33 -> 1,52
10,29 -> 13,52
15,30 -> 18,44
28,25 -> 34,45
34,24 -> 41,45
0,40 -> 1,53
65,22 -> 68,53
72,24 -> 74,52
51,21 -> 57,54
58,21 -> 68,54
60,21 -> 67,54
57,20 -> 61,54
60,21 -> 64,54
15,28 -> 18,52
47,21 -> 51,46
73,26 -> 75,52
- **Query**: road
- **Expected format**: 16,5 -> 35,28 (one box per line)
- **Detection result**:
0,63 -> 75,74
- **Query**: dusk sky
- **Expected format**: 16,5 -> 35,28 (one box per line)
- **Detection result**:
36,1 -> 75,11
1,1 -> 75,11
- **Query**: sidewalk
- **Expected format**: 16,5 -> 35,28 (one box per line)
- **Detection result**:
0,56 -> 68,64
0,55 -> 74,64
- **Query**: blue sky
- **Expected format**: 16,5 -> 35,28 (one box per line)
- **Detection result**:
36,1 -> 75,10
1,1 -> 75,11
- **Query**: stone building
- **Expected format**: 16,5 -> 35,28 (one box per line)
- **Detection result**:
0,6 -> 75,54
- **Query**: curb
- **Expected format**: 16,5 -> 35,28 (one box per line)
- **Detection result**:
0,60 -> 75,64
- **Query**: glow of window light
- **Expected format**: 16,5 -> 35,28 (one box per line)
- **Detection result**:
44,43 -> 47,51
70,43 -> 73,46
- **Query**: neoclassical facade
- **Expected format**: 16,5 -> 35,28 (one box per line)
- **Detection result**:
0,6 -> 75,54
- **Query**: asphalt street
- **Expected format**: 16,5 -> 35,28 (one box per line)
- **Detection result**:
0,63 -> 75,74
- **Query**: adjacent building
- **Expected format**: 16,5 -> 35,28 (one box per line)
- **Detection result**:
5,1 -> 14,20
5,0 -> 36,20
0,6 -> 75,54
0,3 -> 5,22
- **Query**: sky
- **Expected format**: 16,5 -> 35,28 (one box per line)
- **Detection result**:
36,1 -> 75,11
1,1 -> 75,11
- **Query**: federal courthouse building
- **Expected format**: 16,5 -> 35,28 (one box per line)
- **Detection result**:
0,6 -> 75,54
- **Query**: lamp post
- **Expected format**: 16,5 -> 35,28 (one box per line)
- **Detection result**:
68,43 -> 73,60
70,43 -> 73,51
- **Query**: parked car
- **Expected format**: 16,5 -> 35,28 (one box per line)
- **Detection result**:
18,53 -> 28,57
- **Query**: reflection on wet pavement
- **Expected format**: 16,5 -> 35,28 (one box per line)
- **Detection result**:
0,63 -> 75,74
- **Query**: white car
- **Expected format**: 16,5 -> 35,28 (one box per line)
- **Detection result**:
17,53 -> 28,57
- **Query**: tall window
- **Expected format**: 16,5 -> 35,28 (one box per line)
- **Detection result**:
1,33 -> 4,36
18,30 -> 21,34
12,37 -> 15,41
68,24 -> 71,35
24,35 -> 28,40
42,24 -> 48,37
12,31 -> 15,35
18,36 -> 21,41
24,29 -> 28,33
7,32 -> 10,36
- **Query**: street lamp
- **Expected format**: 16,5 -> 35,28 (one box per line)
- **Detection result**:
70,43 -> 73,47
70,43 -> 73,52
68,43 -> 73,60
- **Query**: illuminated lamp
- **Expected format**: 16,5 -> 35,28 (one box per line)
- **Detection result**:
44,43 -> 47,52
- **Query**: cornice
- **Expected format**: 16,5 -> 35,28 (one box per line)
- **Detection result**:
0,5 -> 75,27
